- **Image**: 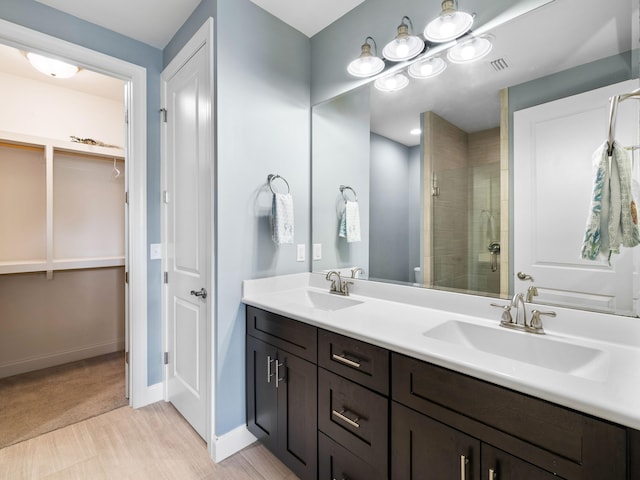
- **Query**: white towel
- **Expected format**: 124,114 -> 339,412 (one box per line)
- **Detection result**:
272,193 -> 294,245
581,140 -> 639,261
339,201 -> 361,243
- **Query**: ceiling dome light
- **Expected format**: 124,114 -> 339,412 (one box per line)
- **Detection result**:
26,52 -> 79,78
447,36 -> 492,63
382,16 -> 424,62
408,57 -> 447,79
347,37 -> 385,77
374,73 -> 409,93
424,0 -> 474,43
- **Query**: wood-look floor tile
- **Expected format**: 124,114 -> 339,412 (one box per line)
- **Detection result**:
0,402 -> 300,480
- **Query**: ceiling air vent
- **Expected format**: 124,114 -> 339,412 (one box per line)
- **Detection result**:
490,57 -> 510,71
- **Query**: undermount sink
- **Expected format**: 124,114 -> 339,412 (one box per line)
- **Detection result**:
423,320 -> 609,380
282,289 -> 363,312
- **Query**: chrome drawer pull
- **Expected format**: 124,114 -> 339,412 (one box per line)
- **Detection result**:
332,409 -> 361,428
331,353 -> 361,369
460,455 -> 469,480
275,361 -> 285,388
266,355 -> 274,383
488,468 -> 496,480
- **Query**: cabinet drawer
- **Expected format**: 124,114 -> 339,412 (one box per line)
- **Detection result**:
392,353 -> 626,479
246,305 -> 317,362
318,368 -> 388,473
318,329 -> 389,395
318,432 -> 383,480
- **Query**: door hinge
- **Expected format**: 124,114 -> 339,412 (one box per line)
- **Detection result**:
125,191 -> 129,205
124,110 -> 129,124
163,190 -> 169,204
164,271 -> 168,284
125,351 -> 129,364
125,271 -> 129,284
160,108 -> 167,123
164,352 -> 169,365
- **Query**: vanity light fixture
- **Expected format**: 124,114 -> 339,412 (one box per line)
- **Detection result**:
347,36 -> 385,77
424,0 -> 474,43
447,36 -> 492,64
408,56 -> 447,79
26,52 -> 79,78
382,16 -> 425,62
374,73 -> 409,92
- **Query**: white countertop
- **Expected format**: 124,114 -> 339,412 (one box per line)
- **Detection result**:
242,273 -> 640,430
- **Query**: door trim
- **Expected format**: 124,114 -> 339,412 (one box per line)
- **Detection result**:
161,17 -> 215,453
0,18 -> 150,407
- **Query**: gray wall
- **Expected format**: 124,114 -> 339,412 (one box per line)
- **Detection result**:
0,0 -> 164,385
165,0 -> 311,436
312,88 -> 370,274
369,133 -> 419,283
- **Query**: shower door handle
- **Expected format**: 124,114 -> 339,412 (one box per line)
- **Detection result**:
488,242 -> 500,272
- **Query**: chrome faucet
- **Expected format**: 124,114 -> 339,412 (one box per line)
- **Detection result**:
490,292 -> 555,335
325,271 -> 353,296
511,292 -> 527,327
351,267 -> 365,278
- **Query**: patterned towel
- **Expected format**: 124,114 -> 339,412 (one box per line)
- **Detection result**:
581,141 -> 639,261
338,201 -> 361,243
272,193 -> 294,245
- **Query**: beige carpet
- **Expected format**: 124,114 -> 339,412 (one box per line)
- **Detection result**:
0,351 -> 128,449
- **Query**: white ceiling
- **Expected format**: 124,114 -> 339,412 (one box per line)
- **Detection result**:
0,43 -> 123,101
34,0 -> 201,49
33,0 -> 358,47
249,0 -> 365,37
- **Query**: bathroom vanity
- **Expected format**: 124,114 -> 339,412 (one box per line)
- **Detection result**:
243,273 -> 640,479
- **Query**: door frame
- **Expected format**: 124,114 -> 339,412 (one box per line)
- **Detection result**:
160,17 -> 215,453
0,19 -> 151,406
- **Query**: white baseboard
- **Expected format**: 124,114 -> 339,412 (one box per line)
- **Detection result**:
210,425 -> 258,463
0,339 -> 125,379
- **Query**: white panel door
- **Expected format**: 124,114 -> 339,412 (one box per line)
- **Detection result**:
165,43 -> 211,440
514,79 -> 638,314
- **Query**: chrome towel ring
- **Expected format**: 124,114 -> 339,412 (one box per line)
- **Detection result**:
268,174 -> 290,194
340,185 -> 358,202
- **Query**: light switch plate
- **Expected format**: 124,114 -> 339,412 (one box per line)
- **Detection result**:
296,244 -> 305,262
313,243 -> 322,260
150,243 -> 162,260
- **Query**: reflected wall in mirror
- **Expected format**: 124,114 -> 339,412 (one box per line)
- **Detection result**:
311,0 -> 640,316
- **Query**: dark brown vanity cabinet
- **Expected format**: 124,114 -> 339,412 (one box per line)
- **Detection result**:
245,305 -> 636,480
317,330 -> 390,480
246,307 -> 317,480
391,353 -> 627,480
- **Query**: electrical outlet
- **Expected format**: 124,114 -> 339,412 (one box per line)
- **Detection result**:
296,244 -> 305,262
313,243 -> 322,260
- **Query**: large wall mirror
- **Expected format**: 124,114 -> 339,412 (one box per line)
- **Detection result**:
312,0 -> 640,317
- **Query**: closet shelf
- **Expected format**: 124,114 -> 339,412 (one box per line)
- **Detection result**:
0,130 -> 124,159
0,257 -> 125,275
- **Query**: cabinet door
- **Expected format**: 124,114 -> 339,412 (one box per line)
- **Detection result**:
319,432 -> 383,480
246,336 -> 278,452
277,349 -> 318,480
482,445 -> 567,480
392,402 -> 480,480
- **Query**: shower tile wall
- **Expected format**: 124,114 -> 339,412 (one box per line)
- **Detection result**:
424,112 -> 469,291
424,112 -> 501,294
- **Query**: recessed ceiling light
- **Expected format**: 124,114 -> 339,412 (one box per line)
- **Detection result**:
410,128 -> 422,135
